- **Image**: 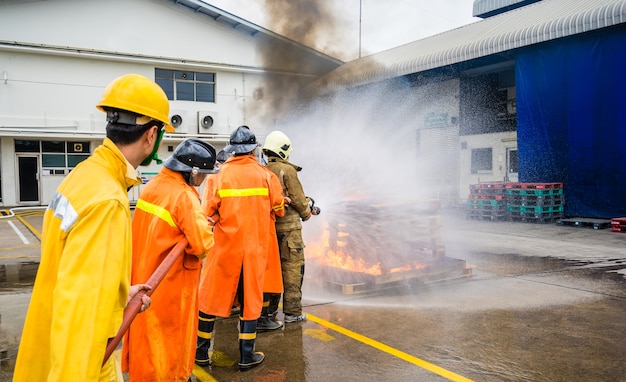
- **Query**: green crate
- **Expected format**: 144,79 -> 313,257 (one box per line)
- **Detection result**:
505,188 -> 563,196
466,199 -> 507,207
507,205 -> 564,213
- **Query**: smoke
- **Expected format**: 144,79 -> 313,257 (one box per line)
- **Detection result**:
264,78 -> 442,260
282,81 -> 433,204
252,2 -> 462,295
260,0 -> 353,61
252,0 -> 358,119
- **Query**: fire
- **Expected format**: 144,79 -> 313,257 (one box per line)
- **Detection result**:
306,225 -> 427,276
322,249 -> 382,275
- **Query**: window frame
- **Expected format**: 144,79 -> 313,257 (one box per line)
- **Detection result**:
470,147 -> 493,174
155,68 -> 216,103
15,139 -> 91,175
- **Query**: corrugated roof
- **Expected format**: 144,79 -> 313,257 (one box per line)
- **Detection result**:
312,0 -> 626,93
473,0 -> 542,18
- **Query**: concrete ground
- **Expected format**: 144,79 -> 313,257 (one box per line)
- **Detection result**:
1,207 -> 626,381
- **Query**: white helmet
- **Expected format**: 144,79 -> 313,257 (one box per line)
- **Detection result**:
263,130 -> 292,159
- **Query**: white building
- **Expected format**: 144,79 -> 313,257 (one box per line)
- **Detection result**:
0,0 -> 340,207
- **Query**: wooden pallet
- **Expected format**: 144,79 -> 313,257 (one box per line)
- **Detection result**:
556,217 -> 611,230
312,257 -> 474,295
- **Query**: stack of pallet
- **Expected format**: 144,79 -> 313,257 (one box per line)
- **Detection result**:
466,182 -> 508,221
505,182 -> 564,223
610,217 -> 626,233
307,198 -> 473,295
466,182 -> 565,223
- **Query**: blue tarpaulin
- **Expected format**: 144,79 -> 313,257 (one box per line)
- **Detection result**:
516,27 -> 626,219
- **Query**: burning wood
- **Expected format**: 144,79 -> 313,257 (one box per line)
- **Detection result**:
306,198 -> 472,293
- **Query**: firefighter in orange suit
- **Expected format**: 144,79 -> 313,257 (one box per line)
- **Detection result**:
13,73 -> 171,382
195,125 -> 286,371
122,139 -> 217,381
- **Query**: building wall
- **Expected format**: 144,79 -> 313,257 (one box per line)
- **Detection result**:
0,0 -> 336,207
0,50 -> 267,206
458,131 -> 517,199
0,0 -> 264,69
413,79 -> 461,205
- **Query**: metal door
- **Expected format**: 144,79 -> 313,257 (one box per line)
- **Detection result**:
506,148 -> 518,182
17,155 -> 40,203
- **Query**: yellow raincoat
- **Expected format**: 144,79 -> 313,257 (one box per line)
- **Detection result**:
13,138 -> 141,382
122,167 -> 213,381
201,155 -> 284,320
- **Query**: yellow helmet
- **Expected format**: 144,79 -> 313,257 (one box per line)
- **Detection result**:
263,130 -> 292,159
96,74 -> 174,132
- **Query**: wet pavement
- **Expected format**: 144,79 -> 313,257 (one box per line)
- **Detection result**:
2,207 -> 626,381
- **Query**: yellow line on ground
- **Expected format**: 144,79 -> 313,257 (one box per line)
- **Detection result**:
16,215 -> 42,240
0,254 -> 39,259
192,364 -> 219,382
307,313 -> 474,382
0,244 -> 38,251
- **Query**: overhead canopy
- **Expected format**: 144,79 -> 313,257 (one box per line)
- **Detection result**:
311,0 -> 626,93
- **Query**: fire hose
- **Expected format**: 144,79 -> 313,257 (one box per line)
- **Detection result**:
102,238 -> 188,365
308,196 -> 321,215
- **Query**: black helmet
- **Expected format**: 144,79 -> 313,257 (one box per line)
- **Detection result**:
163,139 -> 218,174
216,149 -> 231,164
224,125 -> 257,154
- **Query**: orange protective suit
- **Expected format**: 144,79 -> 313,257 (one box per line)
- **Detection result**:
122,167 -> 214,381
198,168 -> 282,314
200,155 -> 284,320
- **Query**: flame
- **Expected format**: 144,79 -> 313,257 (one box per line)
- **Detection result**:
306,212 -> 431,277
307,229 -> 427,276
322,249 -> 382,275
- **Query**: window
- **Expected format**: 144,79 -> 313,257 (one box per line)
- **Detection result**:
471,148 -> 493,174
15,140 -> 40,152
156,69 -> 215,102
15,140 -> 91,175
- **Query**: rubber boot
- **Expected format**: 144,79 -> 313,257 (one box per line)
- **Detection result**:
195,312 -> 215,366
238,318 -> 265,371
268,293 -> 281,320
257,293 -> 283,332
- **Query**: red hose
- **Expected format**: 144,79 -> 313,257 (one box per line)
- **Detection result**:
102,239 -> 188,365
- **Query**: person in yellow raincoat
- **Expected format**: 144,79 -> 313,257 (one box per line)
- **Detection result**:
195,125 -> 285,371
12,73 -> 172,382
122,139 -> 217,382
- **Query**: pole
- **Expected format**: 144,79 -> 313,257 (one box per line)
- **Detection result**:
359,0 -> 362,58
102,238 -> 189,365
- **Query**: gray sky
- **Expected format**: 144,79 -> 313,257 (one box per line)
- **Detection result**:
208,0 -> 480,61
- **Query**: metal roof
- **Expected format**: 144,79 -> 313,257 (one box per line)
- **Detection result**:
473,0 -> 542,18
172,0 -> 343,65
312,0 -> 626,93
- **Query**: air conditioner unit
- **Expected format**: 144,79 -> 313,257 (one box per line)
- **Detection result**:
197,111 -> 220,134
169,110 -> 189,134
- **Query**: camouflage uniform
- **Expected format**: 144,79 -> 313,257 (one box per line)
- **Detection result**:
266,156 -> 311,317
